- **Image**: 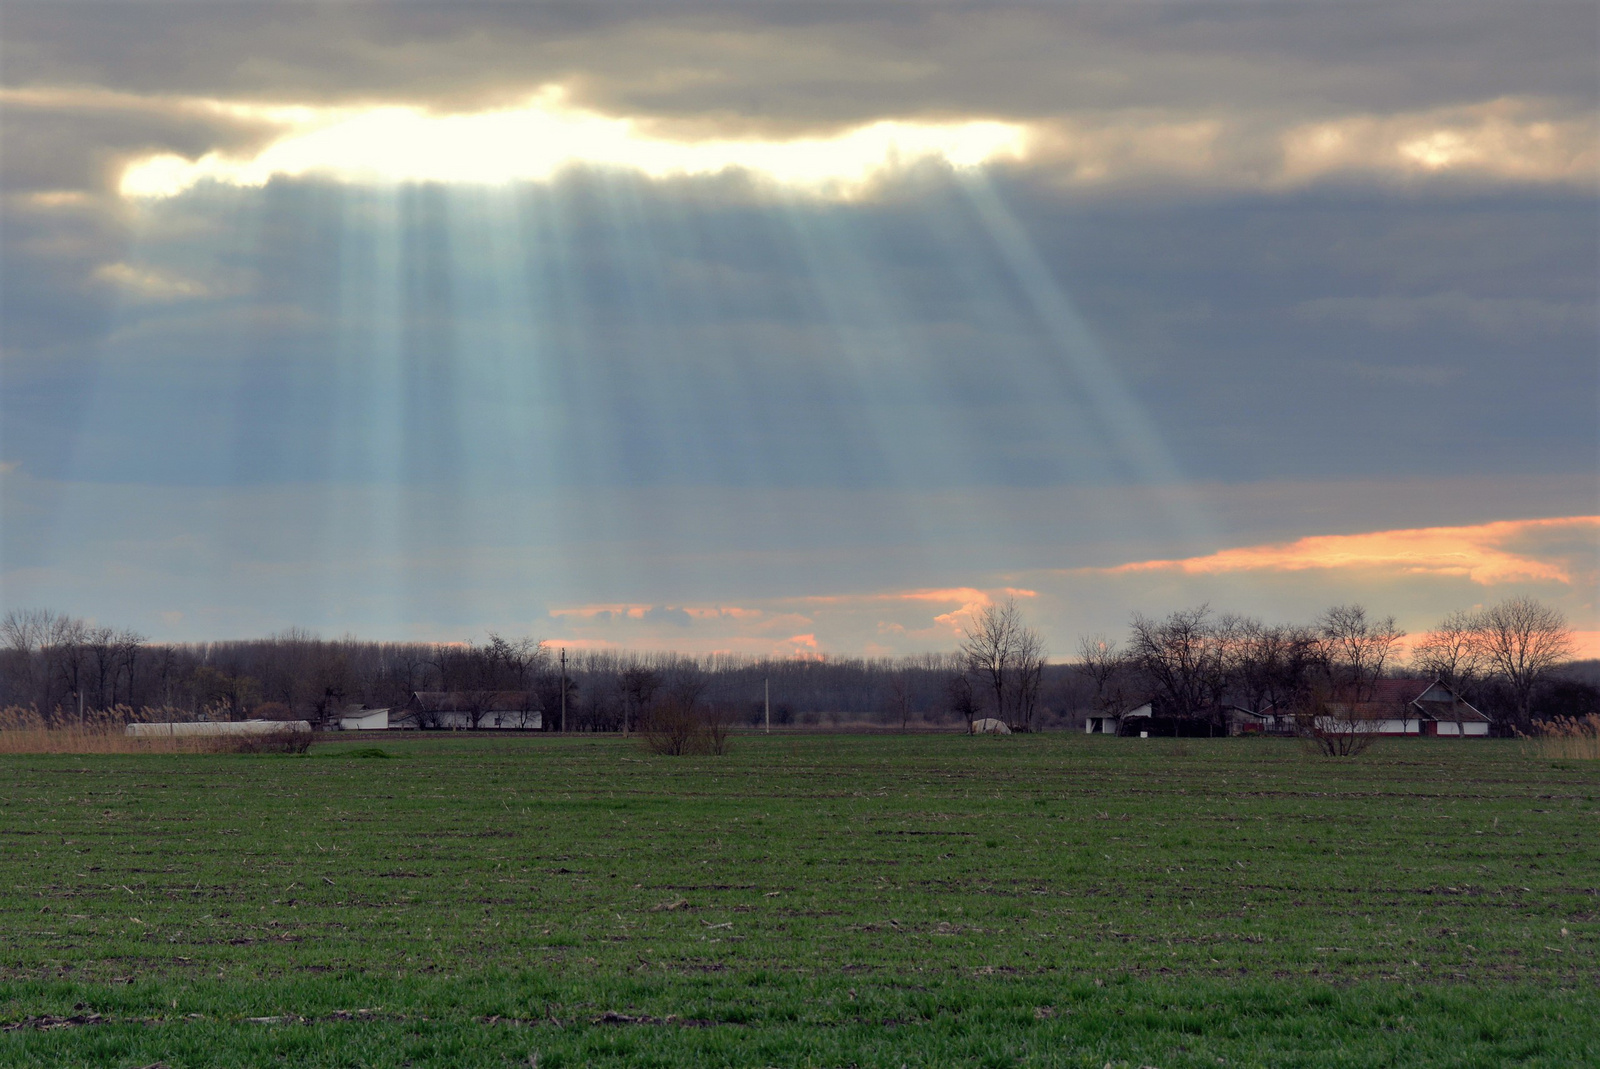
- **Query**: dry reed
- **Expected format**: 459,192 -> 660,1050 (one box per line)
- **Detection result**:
1524,713 -> 1600,760
0,706 -> 310,755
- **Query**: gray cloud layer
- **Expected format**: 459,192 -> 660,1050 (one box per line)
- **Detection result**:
4,2 -> 1595,196
1,2 -> 1594,645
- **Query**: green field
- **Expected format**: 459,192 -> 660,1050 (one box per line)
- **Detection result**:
1,734 -> 1595,1067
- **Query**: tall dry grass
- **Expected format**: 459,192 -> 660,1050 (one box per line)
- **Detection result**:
1524,713 -> 1600,760
0,706 -> 310,755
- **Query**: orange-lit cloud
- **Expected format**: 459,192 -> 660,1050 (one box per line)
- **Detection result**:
1096,516 -> 1597,585
811,586 -> 1034,638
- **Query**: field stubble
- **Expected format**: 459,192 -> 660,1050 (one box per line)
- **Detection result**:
0,733 -> 1595,1067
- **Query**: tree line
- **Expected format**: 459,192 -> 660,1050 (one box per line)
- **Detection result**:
1076,597 -> 1587,735
0,595 -> 1589,734
0,610 -> 987,730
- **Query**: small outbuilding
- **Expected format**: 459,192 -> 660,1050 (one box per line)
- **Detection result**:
1085,702 -> 1151,735
970,717 -> 1012,735
1228,703 -> 1295,736
338,707 -> 391,731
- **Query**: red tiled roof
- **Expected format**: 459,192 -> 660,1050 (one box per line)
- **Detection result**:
1332,678 -> 1489,722
1360,678 -> 1433,703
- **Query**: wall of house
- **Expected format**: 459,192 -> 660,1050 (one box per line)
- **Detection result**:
1376,718 -> 1419,734
1435,721 -> 1490,736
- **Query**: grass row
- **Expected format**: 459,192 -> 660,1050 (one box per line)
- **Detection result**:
1,734 -> 1595,1065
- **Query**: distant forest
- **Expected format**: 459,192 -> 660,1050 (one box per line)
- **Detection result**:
1,599 -> 1595,734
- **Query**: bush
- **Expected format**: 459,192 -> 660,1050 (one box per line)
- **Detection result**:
214,729 -> 313,755
640,697 -> 732,756
1293,688 -> 1379,758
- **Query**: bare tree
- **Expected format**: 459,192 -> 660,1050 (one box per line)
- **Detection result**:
1318,604 -> 1403,702
1,608 -> 53,713
1472,596 -> 1574,733
85,626 -> 117,710
959,597 -> 1045,730
52,616 -> 90,723
1230,620 -> 1319,716
1012,624 -> 1047,732
1076,634 -> 1133,720
307,642 -> 354,728
619,663 -> 662,737
114,629 -> 146,708
486,633 -> 546,689
1128,605 -> 1232,730
961,599 -> 1019,726
947,674 -> 979,734
1410,609 -> 1486,692
887,670 -> 913,732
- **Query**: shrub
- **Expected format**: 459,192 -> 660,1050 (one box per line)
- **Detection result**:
216,729 -> 313,755
640,694 -> 732,757
1293,687 -> 1380,758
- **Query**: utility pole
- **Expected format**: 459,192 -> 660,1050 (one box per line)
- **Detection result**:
559,647 -> 567,734
764,677 -> 770,735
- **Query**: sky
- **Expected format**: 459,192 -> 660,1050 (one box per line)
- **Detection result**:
1,2 -> 1596,658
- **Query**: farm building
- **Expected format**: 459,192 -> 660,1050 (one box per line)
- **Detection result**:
971,717 -> 1012,734
338,707 -> 391,731
401,691 -> 542,730
1084,702 -> 1152,735
1087,680 -> 1488,739
1228,704 -> 1295,736
1318,678 -> 1490,736
1088,701 -> 1238,737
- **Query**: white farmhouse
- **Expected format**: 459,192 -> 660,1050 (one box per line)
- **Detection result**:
1319,678 -> 1491,736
